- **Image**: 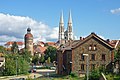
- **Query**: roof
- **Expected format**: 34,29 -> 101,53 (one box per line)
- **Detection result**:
109,40 -> 120,48
72,32 -> 114,49
34,45 -> 47,54
59,32 -> 115,52
58,40 -> 79,51
5,41 -> 24,46
46,42 -> 55,45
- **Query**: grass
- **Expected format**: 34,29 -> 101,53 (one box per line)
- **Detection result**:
105,74 -> 120,80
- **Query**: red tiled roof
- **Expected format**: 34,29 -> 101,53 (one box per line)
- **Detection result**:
5,41 -> 24,45
34,46 -> 47,54
46,42 -> 55,45
109,40 -> 120,48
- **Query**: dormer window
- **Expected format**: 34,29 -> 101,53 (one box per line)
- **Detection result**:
89,45 -> 92,50
89,44 -> 97,51
94,45 -> 97,50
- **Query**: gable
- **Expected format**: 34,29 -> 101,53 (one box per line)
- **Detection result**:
72,33 -> 114,50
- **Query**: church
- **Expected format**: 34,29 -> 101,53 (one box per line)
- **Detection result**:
58,11 -> 73,44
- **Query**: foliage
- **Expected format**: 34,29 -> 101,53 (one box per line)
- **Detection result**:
39,54 -> 45,63
44,46 -> 57,63
99,66 -> 105,73
2,53 -> 29,76
11,42 -> 19,54
32,55 -> 39,65
115,46 -> 120,61
85,69 -> 100,80
0,46 -> 6,53
69,72 -> 78,78
106,74 -> 120,80
21,49 -> 32,63
46,57 -> 51,63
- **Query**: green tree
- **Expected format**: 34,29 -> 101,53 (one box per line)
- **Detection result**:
11,42 -> 19,54
88,69 -> 100,80
0,46 -> 6,53
3,53 -> 29,76
44,46 -> 57,63
39,54 -> 45,64
46,57 -> 51,63
115,46 -> 120,61
32,55 -> 39,65
21,49 -> 32,63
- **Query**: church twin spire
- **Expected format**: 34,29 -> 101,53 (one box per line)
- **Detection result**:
59,10 -> 73,44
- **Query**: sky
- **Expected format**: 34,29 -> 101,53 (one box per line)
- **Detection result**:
0,0 -> 120,45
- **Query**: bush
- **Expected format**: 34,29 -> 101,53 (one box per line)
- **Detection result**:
70,72 -> 77,77
87,70 -> 100,80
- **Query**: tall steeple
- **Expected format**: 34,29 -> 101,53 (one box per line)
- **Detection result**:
68,10 -> 72,24
59,11 -> 65,44
67,10 -> 73,40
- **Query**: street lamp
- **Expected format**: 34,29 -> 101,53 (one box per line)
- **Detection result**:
83,54 -> 89,80
16,57 -> 18,76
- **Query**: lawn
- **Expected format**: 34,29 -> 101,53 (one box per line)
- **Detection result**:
105,74 -> 120,80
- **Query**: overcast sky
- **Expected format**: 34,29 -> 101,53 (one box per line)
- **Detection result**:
0,0 -> 120,45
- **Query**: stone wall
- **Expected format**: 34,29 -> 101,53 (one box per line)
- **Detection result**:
72,37 -> 113,75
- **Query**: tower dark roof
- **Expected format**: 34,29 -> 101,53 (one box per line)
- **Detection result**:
27,27 -> 31,33
25,28 -> 33,38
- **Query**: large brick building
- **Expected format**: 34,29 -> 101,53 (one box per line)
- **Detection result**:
57,32 -> 120,76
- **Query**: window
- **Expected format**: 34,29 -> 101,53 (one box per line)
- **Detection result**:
94,45 -> 97,50
81,54 -> 84,60
89,45 -> 92,50
102,54 -> 106,61
91,54 -> 95,60
81,64 -> 84,71
91,64 -> 95,70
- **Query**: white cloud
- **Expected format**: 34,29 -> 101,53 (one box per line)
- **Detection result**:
0,13 -> 58,45
110,8 -> 120,14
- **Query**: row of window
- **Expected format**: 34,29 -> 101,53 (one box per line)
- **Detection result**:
89,45 -> 97,51
81,64 -> 105,71
81,54 -> 106,61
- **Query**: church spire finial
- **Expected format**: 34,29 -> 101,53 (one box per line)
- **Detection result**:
68,10 -> 72,23
60,10 -> 64,24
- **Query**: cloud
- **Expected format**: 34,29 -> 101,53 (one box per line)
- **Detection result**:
110,8 -> 120,14
0,13 -> 58,45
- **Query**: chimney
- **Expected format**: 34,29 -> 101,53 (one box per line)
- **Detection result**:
106,39 -> 110,43
80,37 -> 83,40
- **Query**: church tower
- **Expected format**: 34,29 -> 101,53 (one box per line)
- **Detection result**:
24,28 -> 34,56
59,11 -> 65,44
67,10 -> 73,40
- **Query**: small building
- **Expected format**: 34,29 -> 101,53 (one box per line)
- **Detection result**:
34,45 -> 47,57
5,41 -> 24,50
57,32 -> 115,76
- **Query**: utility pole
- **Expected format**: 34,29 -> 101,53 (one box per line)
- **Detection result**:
16,57 -> 18,76
83,54 -> 89,80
